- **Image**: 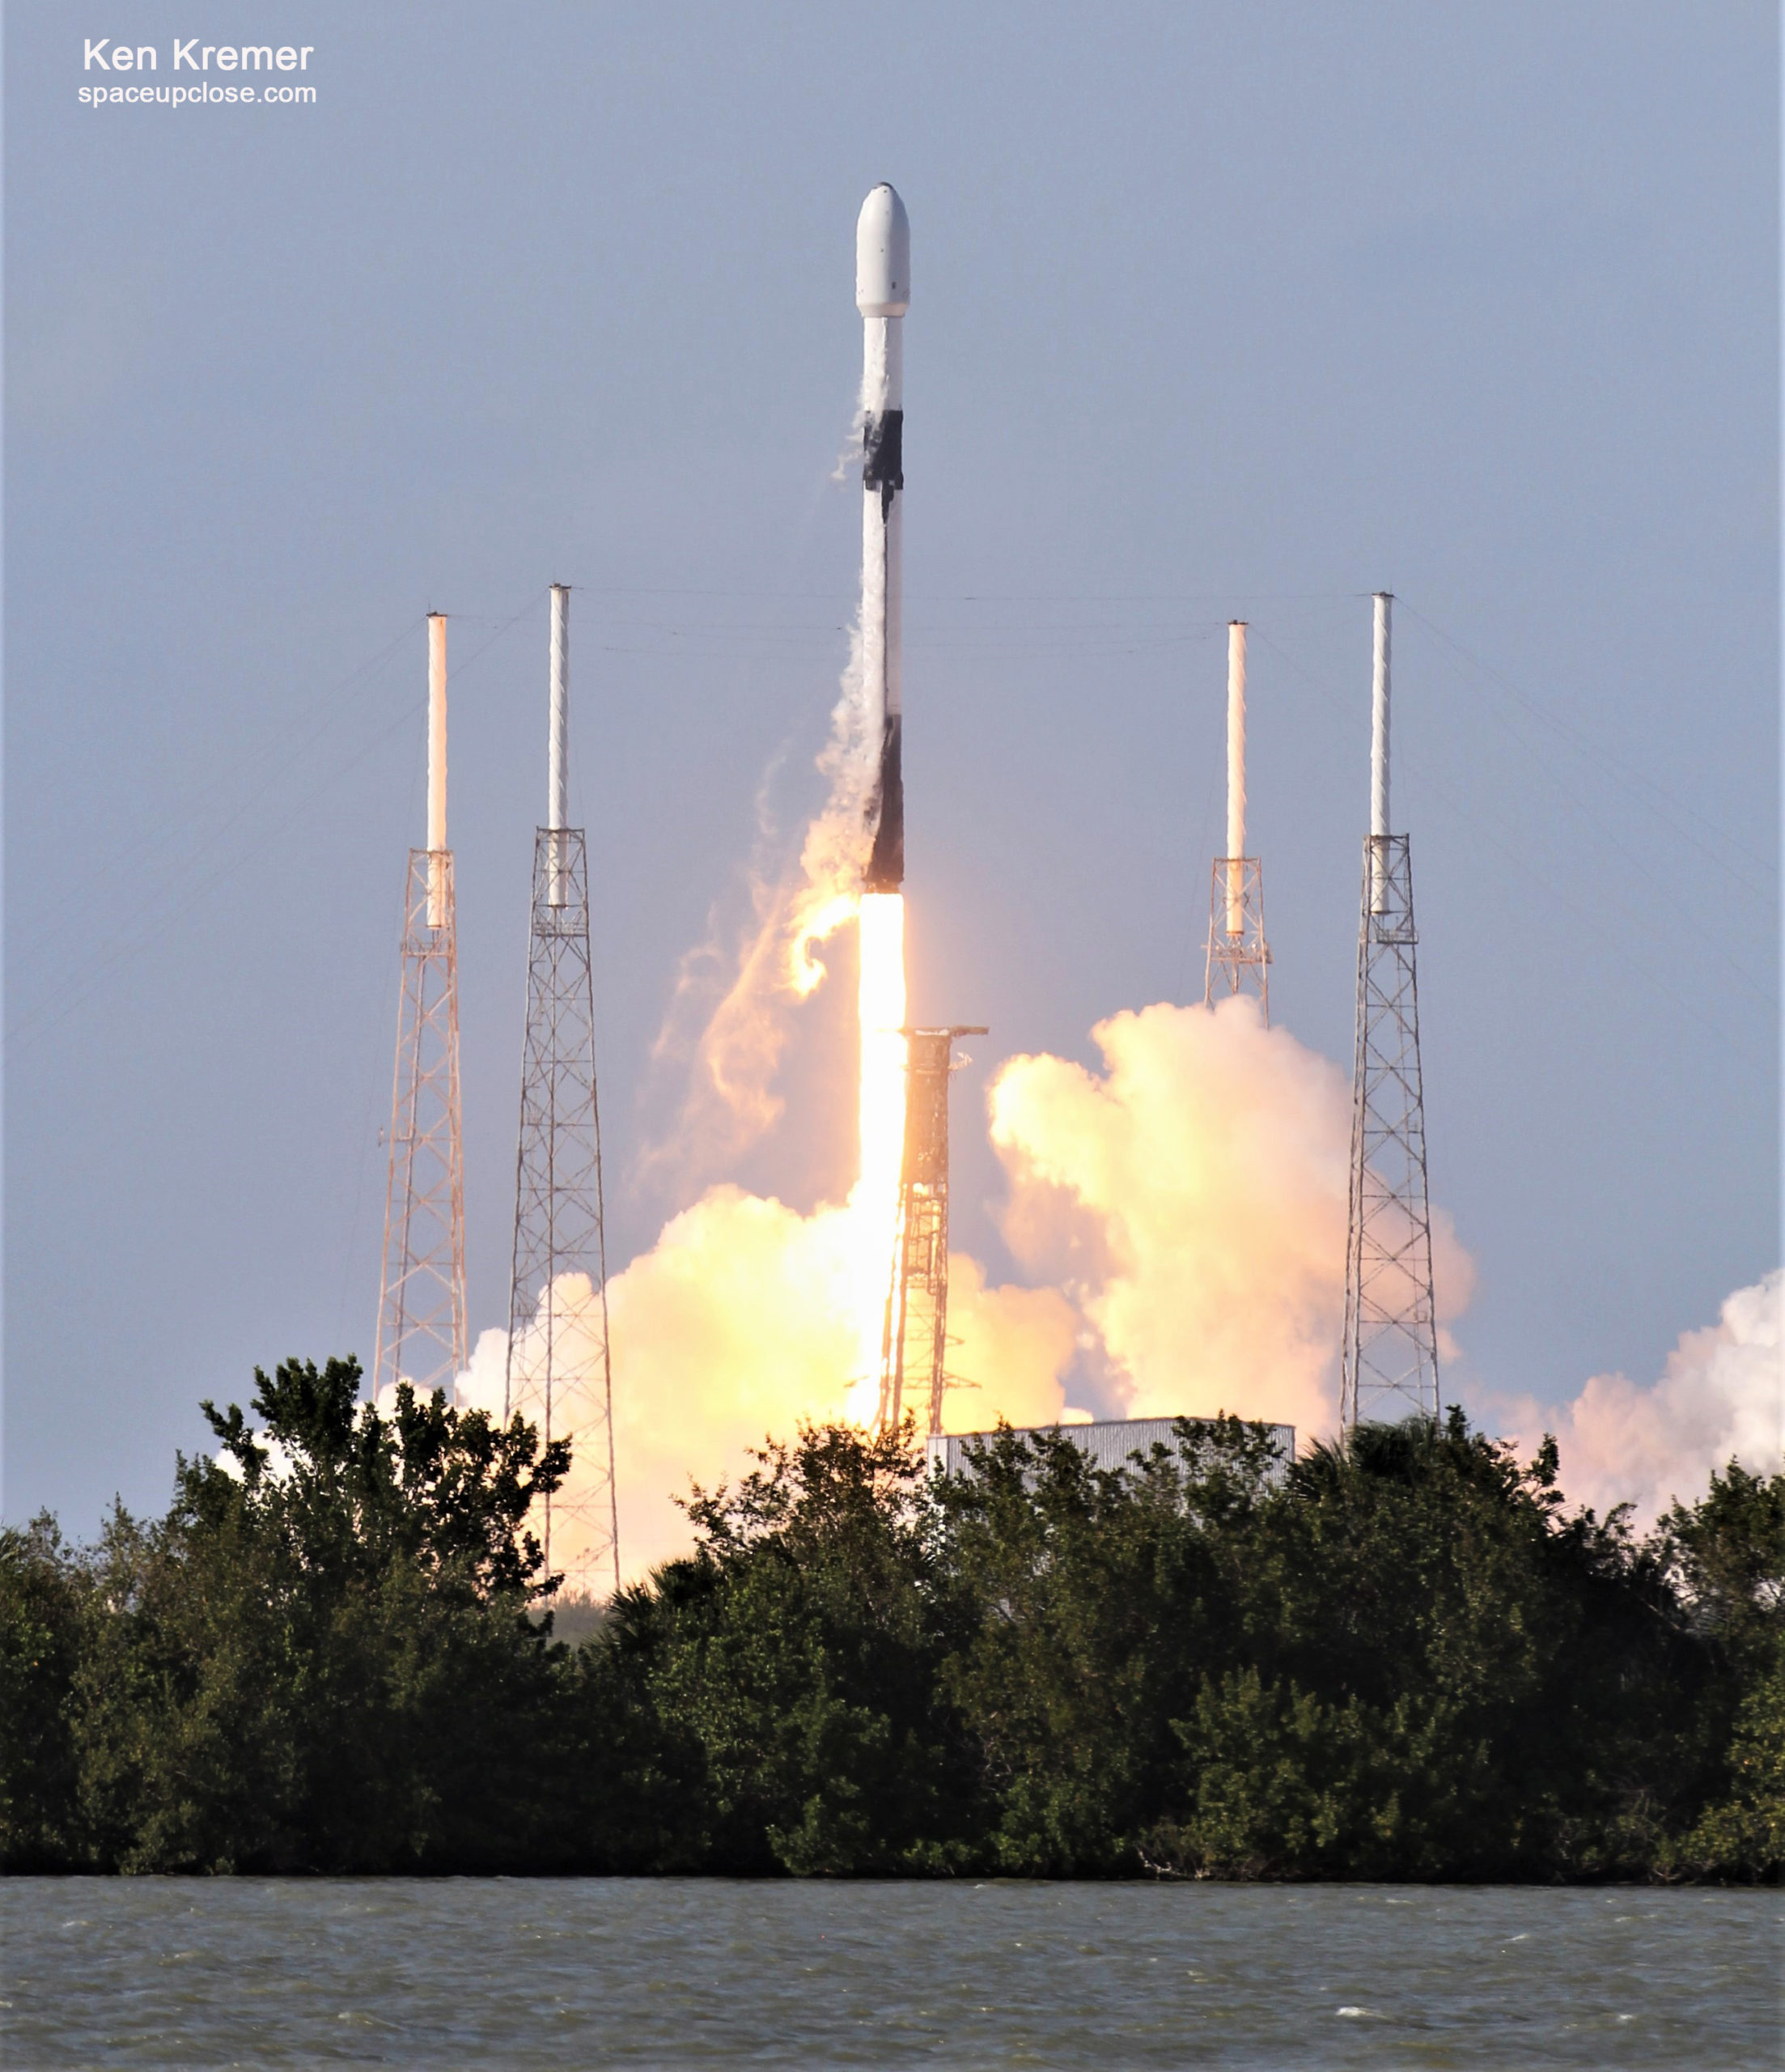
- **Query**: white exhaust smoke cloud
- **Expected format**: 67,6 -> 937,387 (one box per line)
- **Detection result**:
462,991 -> 1489,1589
646,395 -> 891,1182
455,1195 -> 1075,1585
1503,1269 -> 1783,1526
989,995 -> 1473,1438
443,944 -> 1762,1586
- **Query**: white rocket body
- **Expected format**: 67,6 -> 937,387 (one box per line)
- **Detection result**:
858,183 -> 909,892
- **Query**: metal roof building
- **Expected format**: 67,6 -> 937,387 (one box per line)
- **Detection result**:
924,1416 -> 1295,1481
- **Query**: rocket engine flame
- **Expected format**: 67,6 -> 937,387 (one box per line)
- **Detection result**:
852,891 -> 907,1408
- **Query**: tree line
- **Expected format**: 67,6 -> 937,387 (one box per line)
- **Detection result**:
2,1356 -> 1779,1879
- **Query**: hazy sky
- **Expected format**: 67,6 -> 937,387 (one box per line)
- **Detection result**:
6,1 -> 1778,1530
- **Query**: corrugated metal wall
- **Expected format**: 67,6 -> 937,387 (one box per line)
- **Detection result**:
924,1416 -> 1295,1481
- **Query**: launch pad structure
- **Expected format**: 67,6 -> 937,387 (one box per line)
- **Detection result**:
1206,620 -> 1270,1017
1341,594 -> 1441,1427
374,614 -> 468,1403
878,1025 -> 986,1440
360,193 -> 1456,1607
505,586 -> 620,1596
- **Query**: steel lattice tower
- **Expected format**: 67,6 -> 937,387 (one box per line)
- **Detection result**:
505,588 -> 619,1595
1204,622 -> 1270,1017
878,1025 -> 985,1438
374,614 -> 467,1402
1341,595 -> 1440,1426
1206,858 -> 1270,1015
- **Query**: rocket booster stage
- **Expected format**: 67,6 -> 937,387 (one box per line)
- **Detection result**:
857,183 -> 909,893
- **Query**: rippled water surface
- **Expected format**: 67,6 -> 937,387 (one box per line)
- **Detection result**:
3,1879 -> 1779,2069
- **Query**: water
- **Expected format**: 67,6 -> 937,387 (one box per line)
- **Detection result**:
2,1879 -> 1778,2069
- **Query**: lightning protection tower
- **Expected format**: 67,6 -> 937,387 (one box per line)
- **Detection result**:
374,614 -> 468,1403
878,1025 -> 986,1440
1341,593 -> 1440,1427
506,585 -> 620,1596
1205,621 -> 1270,1017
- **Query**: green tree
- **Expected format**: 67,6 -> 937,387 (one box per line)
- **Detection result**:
590,1421 -> 977,1874
929,1417 -> 1286,1874
1660,1465 -> 1785,1879
73,1357 -> 573,1872
1152,1415 -> 1709,1877
0,1515 -> 89,1869
6,1373 -> 1772,1883
925,1411 -> 1712,1879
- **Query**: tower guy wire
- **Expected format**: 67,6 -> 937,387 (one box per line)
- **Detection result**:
1341,595 -> 1440,1426
374,615 -> 468,1404
1204,621 -> 1270,1017
878,1025 -> 986,1440
505,588 -> 619,1596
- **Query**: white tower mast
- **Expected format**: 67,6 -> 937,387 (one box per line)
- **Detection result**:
548,583 -> 570,907
1225,619 -> 1248,936
1371,591 -> 1392,913
375,613 -> 468,1403
426,611 -> 448,925
506,584 -> 620,1594
1342,590 -> 1441,1427
1204,618 -> 1270,1017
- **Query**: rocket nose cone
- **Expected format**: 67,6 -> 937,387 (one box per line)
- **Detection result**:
856,184 -> 910,316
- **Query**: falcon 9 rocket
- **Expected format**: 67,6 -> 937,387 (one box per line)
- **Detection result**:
856,182 -> 909,892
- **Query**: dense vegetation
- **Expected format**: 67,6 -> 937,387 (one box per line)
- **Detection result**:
3,1357 -> 1780,1879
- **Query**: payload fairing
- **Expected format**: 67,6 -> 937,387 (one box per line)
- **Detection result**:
857,183 -> 909,892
